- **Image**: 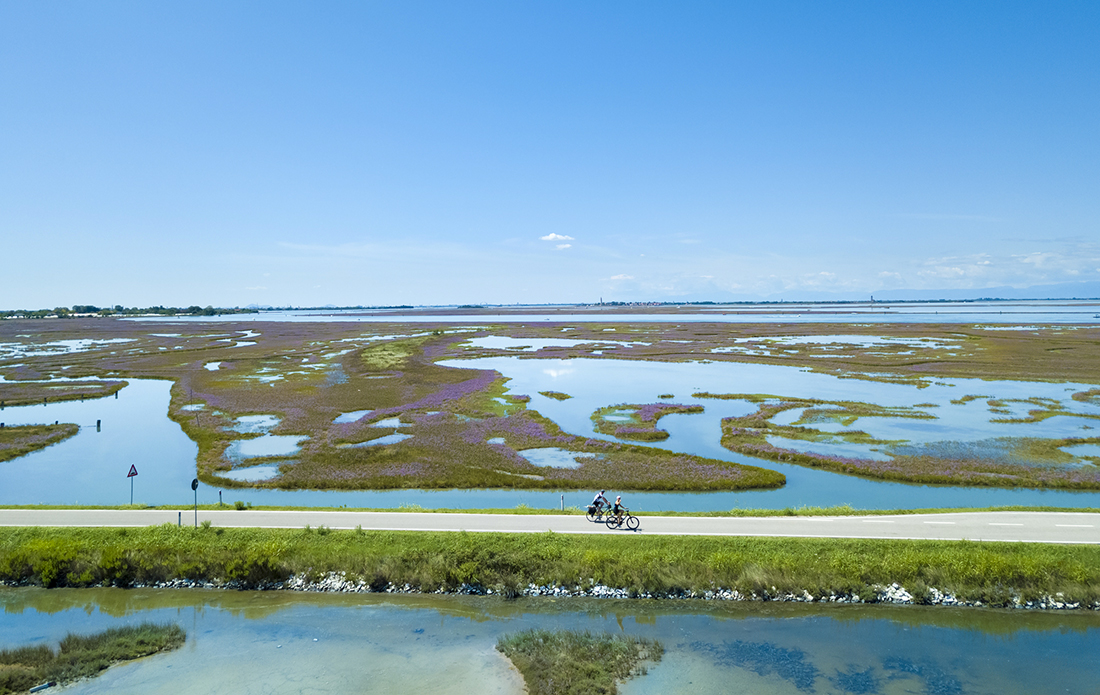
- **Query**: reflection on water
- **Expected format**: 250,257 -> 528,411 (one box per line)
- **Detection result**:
0,589 -> 1096,694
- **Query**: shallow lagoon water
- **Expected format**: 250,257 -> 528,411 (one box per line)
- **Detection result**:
0,588 -> 1096,694
126,299 -> 1100,325
333,409 -> 372,423
517,448 -> 600,469
224,435 -> 306,462
446,354 -> 1100,467
339,433 -> 412,448
215,464 -> 283,482
3,377 -> 1100,509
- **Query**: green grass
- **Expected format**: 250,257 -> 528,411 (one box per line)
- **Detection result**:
497,629 -> 662,695
2,526 -> 1098,606
539,391 -> 573,400
0,622 -> 185,695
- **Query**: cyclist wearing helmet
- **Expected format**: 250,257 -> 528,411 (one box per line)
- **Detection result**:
611,495 -> 625,522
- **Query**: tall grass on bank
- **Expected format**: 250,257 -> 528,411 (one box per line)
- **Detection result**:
497,629 -> 663,695
0,622 -> 185,695
2,526 -> 1099,606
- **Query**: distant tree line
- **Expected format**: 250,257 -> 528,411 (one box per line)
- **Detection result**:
0,305 -> 258,319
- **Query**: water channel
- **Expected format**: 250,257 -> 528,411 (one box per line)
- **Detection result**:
1,588 -> 1096,694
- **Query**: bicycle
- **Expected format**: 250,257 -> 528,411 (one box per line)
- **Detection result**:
605,508 -> 640,531
586,500 -> 611,522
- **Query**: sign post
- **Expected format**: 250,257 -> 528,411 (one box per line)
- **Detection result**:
127,465 -> 138,505
191,478 -> 199,528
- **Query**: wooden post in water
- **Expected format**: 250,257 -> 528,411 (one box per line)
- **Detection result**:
97,419 -> 101,432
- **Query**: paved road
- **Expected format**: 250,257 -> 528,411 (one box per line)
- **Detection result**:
1,509 -> 1097,544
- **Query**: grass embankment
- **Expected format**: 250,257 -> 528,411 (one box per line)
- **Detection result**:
2,526 -> 1098,606
0,424 -> 79,463
0,622 -> 185,695
497,629 -> 662,695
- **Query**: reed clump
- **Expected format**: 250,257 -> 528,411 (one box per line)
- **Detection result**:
0,622 -> 185,695
497,629 -> 662,695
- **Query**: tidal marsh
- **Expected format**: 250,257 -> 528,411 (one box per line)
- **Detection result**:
2,316 -> 1098,496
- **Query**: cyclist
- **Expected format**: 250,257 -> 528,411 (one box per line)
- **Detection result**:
610,495 -> 626,523
592,489 -> 609,509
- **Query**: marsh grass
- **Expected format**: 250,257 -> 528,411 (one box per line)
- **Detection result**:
590,403 -> 704,442
697,392 -> 1100,489
497,629 -> 663,695
539,391 -> 573,400
2,526 -> 1098,606
0,622 -> 184,695
0,380 -> 127,408
0,424 -> 79,463
9,319 -> 1100,493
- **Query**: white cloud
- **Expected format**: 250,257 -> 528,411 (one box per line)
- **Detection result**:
610,274 -> 634,280
540,233 -> 574,242
556,244 -> 572,250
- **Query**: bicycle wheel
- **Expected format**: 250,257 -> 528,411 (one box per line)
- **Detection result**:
586,509 -> 597,522
605,515 -> 621,529
626,515 -> 640,530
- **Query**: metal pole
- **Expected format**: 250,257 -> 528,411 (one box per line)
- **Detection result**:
130,476 -> 134,506
194,488 -> 198,528
178,511 -> 181,527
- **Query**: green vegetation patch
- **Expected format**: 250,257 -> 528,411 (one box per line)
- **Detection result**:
3,526 -> 1099,607
591,403 -> 704,441
0,424 -> 79,463
1072,388 -> 1100,405
539,391 -> 573,400
0,380 -> 127,407
497,629 -> 662,695
0,622 -> 185,695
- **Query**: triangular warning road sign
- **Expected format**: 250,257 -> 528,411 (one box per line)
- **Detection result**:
127,464 -> 138,477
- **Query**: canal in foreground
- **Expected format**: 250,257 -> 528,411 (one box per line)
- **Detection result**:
2,588 -> 1097,694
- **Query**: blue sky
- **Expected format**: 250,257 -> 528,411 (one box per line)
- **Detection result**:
2,1 -> 1098,307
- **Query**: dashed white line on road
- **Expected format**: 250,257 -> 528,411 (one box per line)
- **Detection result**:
989,523 -> 1024,526
1056,524 -> 1094,528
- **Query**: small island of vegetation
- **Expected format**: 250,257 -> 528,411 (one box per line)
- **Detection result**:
0,622 -> 185,695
